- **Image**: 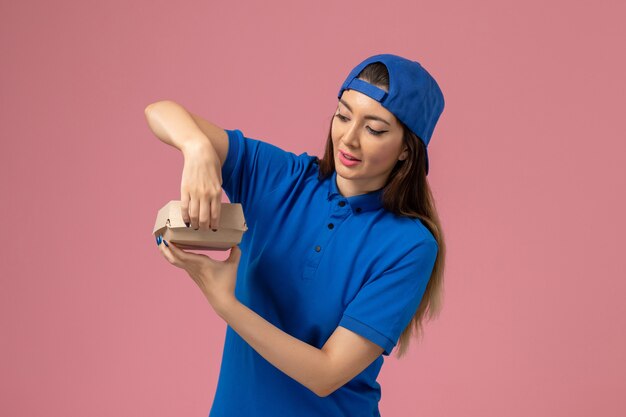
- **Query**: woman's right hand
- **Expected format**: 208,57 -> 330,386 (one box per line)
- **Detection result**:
180,140 -> 223,231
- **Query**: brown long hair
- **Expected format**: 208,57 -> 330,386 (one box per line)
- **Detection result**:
316,62 -> 446,358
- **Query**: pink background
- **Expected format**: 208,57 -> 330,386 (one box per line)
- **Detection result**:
2,0 -> 625,416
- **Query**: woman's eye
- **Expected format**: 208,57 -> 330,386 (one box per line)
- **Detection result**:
367,127 -> 385,136
335,114 -> 385,136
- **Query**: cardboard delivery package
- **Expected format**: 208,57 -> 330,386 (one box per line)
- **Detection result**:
152,200 -> 247,251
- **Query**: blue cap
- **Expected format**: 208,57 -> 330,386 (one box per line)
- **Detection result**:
338,53 -> 445,175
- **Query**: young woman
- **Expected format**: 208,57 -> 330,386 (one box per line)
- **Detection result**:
147,53 -> 446,416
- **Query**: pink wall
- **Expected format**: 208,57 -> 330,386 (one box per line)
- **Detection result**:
2,0 -> 625,416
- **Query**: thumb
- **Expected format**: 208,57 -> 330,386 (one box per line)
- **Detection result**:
227,244 -> 241,263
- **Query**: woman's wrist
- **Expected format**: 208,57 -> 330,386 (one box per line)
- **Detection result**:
181,137 -> 217,159
211,294 -> 239,320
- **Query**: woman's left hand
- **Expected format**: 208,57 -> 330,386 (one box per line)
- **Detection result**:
156,236 -> 242,312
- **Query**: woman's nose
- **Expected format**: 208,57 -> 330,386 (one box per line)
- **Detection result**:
342,123 -> 360,147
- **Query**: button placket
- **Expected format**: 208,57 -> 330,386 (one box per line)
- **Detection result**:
302,199 -> 349,281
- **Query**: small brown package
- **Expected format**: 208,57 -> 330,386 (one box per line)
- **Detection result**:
152,200 -> 247,251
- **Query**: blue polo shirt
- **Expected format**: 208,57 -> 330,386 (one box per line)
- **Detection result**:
209,128 -> 438,417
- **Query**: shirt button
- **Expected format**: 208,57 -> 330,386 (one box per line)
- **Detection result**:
356,207 -> 362,213
338,201 -> 346,207
315,245 -> 321,252
327,223 -> 334,229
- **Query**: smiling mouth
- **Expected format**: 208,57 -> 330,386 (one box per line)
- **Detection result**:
340,151 -> 361,161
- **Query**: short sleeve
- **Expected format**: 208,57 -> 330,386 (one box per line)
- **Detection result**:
221,128 -> 311,218
338,239 -> 439,356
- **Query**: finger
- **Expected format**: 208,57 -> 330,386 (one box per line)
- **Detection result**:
169,241 -> 216,267
165,240 -> 190,262
211,193 -> 221,231
189,195 -> 199,230
163,241 -> 193,270
164,239 -> 179,257
227,244 -> 241,264
158,238 -> 178,265
199,194 -> 210,231
180,190 -> 191,227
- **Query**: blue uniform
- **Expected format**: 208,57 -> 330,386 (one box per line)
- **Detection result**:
209,128 -> 438,417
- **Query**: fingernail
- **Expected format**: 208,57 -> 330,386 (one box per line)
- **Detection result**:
185,221 -> 190,228
163,239 -> 169,248
156,235 -> 162,246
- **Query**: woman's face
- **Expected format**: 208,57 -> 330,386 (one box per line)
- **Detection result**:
331,88 -> 407,197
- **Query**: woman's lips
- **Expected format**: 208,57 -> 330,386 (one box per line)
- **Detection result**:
339,150 -> 361,161
338,150 -> 362,166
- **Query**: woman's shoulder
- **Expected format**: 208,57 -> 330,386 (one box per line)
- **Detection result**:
376,211 -> 438,247
294,152 -> 322,178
